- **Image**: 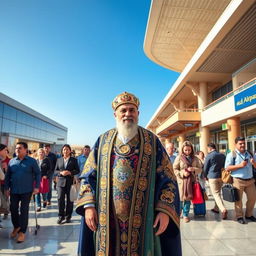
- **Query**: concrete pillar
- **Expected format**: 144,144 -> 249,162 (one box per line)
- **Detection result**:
227,117 -> 241,151
197,82 -> 209,154
159,137 -> 166,146
165,138 -> 173,144
198,82 -> 208,111
199,125 -> 210,155
232,75 -> 239,90
178,134 -> 186,153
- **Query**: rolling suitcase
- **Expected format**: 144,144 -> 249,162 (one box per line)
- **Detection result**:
193,201 -> 206,216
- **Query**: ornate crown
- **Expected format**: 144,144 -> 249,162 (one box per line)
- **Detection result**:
112,92 -> 140,110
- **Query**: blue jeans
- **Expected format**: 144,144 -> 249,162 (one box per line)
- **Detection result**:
47,173 -> 54,202
35,193 -> 48,208
180,200 -> 191,217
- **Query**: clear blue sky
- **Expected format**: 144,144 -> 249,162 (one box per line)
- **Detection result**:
0,0 -> 179,146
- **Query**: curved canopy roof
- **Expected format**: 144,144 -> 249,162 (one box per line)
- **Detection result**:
144,0 -> 231,72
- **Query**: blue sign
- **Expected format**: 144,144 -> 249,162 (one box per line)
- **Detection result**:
234,84 -> 256,111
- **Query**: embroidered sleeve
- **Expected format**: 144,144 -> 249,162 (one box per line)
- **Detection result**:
76,138 -> 100,216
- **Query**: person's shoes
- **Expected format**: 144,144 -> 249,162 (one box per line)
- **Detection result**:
245,216 -> 256,222
222,210 -> 228,220
43,202 -> 47,208
57,217 -> 65,224
237,217 -> 246,224
184,217 -> 190,223
3,214 -> 8,220
36,207 -> 41,212
47,201 -> 51,206
66,217 -> 71,223
17,232 -> 25,243
211,208 -> 219,214
10,227 -> 21,238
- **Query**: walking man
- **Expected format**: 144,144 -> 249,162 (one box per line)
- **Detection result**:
225,136 -> 256,224
5,142 -> 40,242
204,143 -> 227,219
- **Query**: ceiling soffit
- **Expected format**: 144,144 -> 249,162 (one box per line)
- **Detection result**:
149,0 -> 231,72
197,2 -> 256,73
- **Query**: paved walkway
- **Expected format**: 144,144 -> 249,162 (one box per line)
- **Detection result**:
0,190 -> 256,255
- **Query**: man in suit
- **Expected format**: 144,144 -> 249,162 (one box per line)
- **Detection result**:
204,143 -> 227,219
5,142 -> 40,243
55,144 -> 80,224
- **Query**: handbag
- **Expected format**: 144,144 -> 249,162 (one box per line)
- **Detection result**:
39,178 -> 49,194
221,168 -> 233,184
222,184 -> 239,202
203,190 -> 208,201
192,182 -> 204,204
70,181 -> 79,202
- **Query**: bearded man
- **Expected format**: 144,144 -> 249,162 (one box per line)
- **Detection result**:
76,92 -> 181,256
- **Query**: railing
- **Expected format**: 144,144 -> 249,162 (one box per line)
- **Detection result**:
203,78 -> 256,111
177,108 -> 200,112
158,108 -> 200,125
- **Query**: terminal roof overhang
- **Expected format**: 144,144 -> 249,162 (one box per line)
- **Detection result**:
144,0 -> 232,72
145,0 -> 256,134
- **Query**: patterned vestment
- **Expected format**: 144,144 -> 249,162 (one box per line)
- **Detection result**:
76,127 -> 181,256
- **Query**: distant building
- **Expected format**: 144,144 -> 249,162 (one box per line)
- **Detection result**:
144,0 -> 256,154
0,92 -> 67,154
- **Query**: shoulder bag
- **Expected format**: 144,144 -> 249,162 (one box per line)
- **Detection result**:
221,168 -> 233,184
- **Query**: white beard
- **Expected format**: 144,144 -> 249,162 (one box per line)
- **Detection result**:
116,119 -> 138,143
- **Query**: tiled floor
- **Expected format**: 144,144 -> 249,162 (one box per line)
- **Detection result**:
181,193 -> 256,256
0,191 -> 80,256
0,190 -> 255,255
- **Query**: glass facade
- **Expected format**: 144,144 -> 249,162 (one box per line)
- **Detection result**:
0,101 -> 67,154
212,80 -> 233,101
186,134 -> 200,152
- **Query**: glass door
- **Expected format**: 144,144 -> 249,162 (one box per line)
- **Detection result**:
246,140 -> 256,154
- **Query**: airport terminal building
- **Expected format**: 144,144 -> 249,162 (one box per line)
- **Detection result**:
0,92 -> 67,154
144,0 -> 256,154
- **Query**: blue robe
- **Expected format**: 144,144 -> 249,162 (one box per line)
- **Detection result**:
76,127 -> 181,256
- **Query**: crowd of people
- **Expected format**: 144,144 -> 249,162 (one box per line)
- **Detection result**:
0,92 -> 255,256
165,137 -> 256,224
0,142 -> 90,243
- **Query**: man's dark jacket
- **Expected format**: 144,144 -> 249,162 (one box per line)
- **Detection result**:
204,150 -> 226,179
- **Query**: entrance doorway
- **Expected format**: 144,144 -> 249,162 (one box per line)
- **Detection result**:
247,139 -> 256,154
